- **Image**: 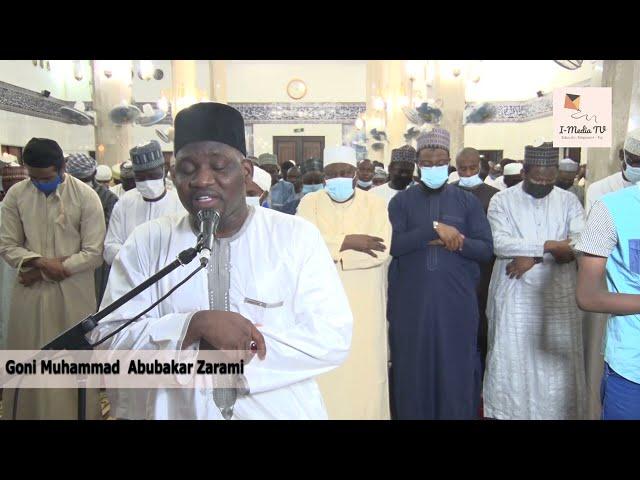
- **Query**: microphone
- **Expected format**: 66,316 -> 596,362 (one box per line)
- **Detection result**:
197,209 -> 221,266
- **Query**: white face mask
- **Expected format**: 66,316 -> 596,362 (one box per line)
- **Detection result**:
246,196 -> 261,208
136,179 -> 165,199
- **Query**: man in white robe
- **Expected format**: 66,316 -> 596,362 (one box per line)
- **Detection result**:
0,163 -> 28,349
109,161 -> 136,199
104,142 -> 185,265
91,102 -> 352,420
297,146 -> 391,420
484,142 -> 587,419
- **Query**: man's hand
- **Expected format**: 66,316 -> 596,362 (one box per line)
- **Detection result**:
32,257 -> 71,281
506,257 -> 536,279
545,240 -> 575,264
341,234 -> 386,258
18,269 -> 43,287
435,223 -> 465,252
183,311 -> 266,363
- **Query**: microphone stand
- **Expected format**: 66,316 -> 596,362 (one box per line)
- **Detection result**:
11,245 -> 200,420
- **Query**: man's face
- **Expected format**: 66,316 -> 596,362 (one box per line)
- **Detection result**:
134,166 -> 165,183
302,171 -> 324,185
556,170 -> 577,189
261,164 -> 280,186
418,148 -> 450,168
623,151 -> 640,171
503,174 -> 523,188
287,167 -> 302,190
357,160 -> 375,182
245,179 -> 264,198
524,165 -> 558,186
27,164 -> 61,183
122,177 -> 136,191
324,163 -> 356,183
456,153 -> 480,178
174,140 -> 250,218
388,161 -> 414,187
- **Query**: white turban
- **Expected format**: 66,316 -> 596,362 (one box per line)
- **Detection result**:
324,146 -> 357,167
252,165 -> 272,193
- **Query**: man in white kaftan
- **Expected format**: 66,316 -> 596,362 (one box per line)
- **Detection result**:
91,102 -> 353,420
484,142 -> 587,420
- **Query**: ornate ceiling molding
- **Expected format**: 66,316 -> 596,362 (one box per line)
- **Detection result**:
0,80 -> 83,124
228,102 -> 367,124
465,79 -> 591,123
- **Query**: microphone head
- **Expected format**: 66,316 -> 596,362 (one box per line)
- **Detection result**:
197,208 -> 220,223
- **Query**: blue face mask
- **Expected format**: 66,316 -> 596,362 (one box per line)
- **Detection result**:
325,177 -> 355,202
624,162 -> 640,184
420,165 -> 449,189
357,179 -> 373,189
302,183 -> 323,195
32,174 -> 62,195
458,173 -> 483,188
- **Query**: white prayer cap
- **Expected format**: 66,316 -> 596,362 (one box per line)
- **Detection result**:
448,171 -> 459,183
559,158 -> 579,172
503,162 -> 523,176
96,164 -> 112,182
1,152 -> 18,165
324,146 -> 357,168
252,165 -> 271,193
624,128 -> 640,156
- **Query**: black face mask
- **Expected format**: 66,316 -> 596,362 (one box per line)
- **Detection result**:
504,178 -> 521,188
391,175 -> 413,190
523,180 -> 554,199
555,180 -> 573,190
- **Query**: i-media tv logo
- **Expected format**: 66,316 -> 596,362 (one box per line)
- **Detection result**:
553,87 -> 611,148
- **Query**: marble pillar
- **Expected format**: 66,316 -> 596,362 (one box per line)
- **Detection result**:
171,60 -> 199,117
209,60 -> 228,103
91,60 -> 133,168
432,61 -> 465,158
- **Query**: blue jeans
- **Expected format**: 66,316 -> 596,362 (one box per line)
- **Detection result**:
601,362 -> 640,420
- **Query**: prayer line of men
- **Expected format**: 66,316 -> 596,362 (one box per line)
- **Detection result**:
0,106 -> 638,420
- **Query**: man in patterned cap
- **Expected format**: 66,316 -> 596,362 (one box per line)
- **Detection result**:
484,141 -> 587,419
575,127 -> 640,420
281,157 -> 324,215
371,145 -> 416,207
110,161 -> 136,199
0,163 -> 28,350
387,127 -> 493,419
259,153 -> 295,211
0,138 -> 105,419
557,158 -> 584,205
372,169 -> 387,187
66,153 -> 119,305
103,140 -> 185,265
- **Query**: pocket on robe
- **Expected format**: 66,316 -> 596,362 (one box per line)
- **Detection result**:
629,239 -> 640,274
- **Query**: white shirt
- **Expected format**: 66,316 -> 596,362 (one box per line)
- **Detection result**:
370,182 -> 406,207
585,171 -> 632,214
110,184 -> 125,199
485,175 -> 506,191
103,188 -> 186,265
92,207 -> 353,419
